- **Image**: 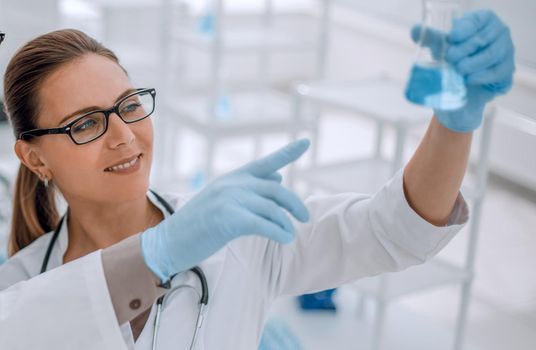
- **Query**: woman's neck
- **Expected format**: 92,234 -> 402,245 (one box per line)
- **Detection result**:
63,194 -> 164,263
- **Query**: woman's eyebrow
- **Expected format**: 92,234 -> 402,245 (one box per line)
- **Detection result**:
56,88 -> 136,126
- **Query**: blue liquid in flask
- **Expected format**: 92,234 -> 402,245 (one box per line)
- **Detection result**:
405,63 -> 466,110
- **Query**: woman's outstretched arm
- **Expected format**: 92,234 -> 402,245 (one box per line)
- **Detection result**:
403,117 -> 472,226
404,10 -> 515,226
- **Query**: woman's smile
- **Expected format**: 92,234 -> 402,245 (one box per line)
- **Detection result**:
104,154 -> 143,174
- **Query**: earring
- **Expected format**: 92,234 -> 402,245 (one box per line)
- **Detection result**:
41,175 -> 49,188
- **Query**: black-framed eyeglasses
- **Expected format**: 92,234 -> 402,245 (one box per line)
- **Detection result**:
19,88 -> 156,145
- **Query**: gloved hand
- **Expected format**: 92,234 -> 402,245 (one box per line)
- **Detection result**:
141,139 -> 311,283
411,10 -> 515,132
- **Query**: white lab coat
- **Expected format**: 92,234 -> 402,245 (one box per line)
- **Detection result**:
0,170 -> 468,349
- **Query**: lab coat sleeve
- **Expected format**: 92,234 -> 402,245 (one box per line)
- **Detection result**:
228,169 -> 468,298
101,233 -> 167,325
0,251 -> 128,350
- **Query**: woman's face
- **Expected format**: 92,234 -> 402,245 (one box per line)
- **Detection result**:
26,53 -> 154,204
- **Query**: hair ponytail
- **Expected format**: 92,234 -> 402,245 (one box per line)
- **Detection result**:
8,164 -> 59,256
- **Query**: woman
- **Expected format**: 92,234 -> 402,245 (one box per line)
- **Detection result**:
0,9 -> 514,350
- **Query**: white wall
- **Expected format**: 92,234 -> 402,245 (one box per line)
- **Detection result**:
0,0 -> 60,96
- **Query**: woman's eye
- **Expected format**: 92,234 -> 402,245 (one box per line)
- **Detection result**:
121,102 -> 141,114
73,118 -> 98,133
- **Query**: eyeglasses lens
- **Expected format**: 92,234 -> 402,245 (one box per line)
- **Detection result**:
71,90 -> 155,144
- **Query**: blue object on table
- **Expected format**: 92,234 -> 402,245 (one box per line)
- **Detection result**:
214,95 -> 232,120
190,170 -> 206,190
198,10 -> 214,35
258,317 -> 303,350
298,288 -> 337,311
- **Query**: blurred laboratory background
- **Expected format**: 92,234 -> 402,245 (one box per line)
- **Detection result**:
0,0 -> 534,349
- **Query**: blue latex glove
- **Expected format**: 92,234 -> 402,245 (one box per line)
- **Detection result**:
141,139 -> 311,283
411,10 -> 515,132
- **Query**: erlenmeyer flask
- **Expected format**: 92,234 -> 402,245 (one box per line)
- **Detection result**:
405,0 -> 466,110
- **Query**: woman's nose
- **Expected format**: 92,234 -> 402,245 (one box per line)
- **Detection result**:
105,113 -> 135,148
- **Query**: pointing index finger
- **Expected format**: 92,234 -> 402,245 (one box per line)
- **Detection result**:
241,139 -> 310,177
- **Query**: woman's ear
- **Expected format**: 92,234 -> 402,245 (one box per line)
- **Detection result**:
14,140 -> 52,180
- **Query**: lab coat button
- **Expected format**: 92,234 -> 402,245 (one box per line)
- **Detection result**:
129,299 -> 141,310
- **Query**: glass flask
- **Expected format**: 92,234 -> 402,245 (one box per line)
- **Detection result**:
405,0 -> 467,110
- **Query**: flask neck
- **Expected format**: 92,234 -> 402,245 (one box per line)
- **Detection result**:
422,0 -> 461,33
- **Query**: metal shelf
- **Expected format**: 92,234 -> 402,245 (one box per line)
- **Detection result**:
164,88 -> 310,137
296,158 -> 394,194
345,258 -> 472,302
173,26 -> 317,53
295,157 -> 480,200
295,77 -> 432,127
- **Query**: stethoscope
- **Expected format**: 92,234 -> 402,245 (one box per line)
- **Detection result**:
40,190 -> 209,350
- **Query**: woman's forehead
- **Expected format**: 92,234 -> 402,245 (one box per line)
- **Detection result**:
38,54 -> 131,126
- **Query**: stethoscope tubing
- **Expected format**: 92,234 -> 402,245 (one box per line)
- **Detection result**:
39,190 -> 209,350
